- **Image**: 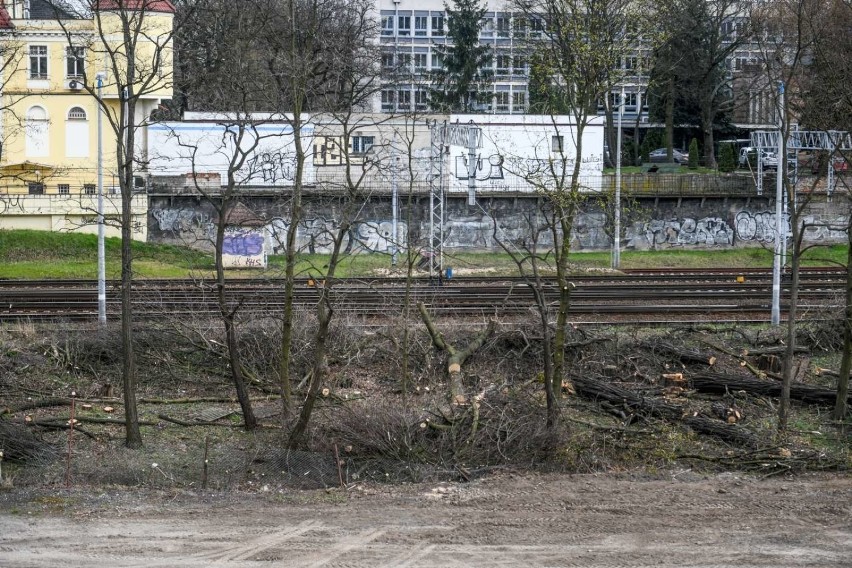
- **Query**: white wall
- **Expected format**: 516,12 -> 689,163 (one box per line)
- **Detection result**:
147,117 -> 315,187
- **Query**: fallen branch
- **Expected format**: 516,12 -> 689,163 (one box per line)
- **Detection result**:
689,373 -> 849,405
156,413 -> 241,427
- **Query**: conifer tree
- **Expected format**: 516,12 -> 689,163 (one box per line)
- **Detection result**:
429,0 -> 492,112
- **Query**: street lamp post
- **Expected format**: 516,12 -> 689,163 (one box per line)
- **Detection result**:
96,71 -> 106,326
612,88 -> 624,269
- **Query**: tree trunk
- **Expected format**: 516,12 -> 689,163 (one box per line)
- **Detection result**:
701,106 -> 716,169
666,78 -> 675,159
833,229 -> 852,419
418,303 -> 495,404
215,204 -> 257,430
288,292 -> 332,448
120,99 -> 142,450
779,164 -> 800,435
279,112 -> 305,425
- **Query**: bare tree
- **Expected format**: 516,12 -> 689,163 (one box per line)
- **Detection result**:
507,0 -> 638,427
253,0 -> 379,444
49,0 -> 183,448
794,0 -> 852,420
749,0 -> 830,434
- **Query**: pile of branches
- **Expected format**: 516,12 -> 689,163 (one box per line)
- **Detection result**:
0,420 -> 57,465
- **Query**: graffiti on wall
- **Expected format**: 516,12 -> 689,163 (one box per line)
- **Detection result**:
801,215 -> 847,242
734,211 -> 789,243
245,151 -> 296,183
454,153 -> 505,182
265,217 -> 408,255
222,227 -> 267,268
152,208 -> 212,234
643,216 -> 735,248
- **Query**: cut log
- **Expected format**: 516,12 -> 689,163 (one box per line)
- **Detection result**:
690,373 -> 849,405
681,415 -> 758,447
646,341 -> 717,366
571,375 -> 759,447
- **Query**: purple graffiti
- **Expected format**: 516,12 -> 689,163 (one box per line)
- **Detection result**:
223,232 -> 265,256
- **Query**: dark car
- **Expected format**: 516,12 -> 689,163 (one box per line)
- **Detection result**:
648,148 -> 688,164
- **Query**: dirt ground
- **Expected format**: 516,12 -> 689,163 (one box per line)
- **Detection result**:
1,472 -> 849,567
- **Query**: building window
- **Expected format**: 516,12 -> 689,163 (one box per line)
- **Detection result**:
512,91 -> 526,113
398,15 -> 411,36
431,14 -> 444,36
58,184 -> 70,195
381,89 -> 395,111
432,52 -> 444,70
68,106 -> 87,120
28,183 -> 45,195
495,92 -> 509,112
480,17 -> 493,37
495,54 -> 510,76
414,16 -> 427,36
381,16 -> 393,36
352,135 -> 374,155
66,46 -> 85,78
513,17 -> 527,38
84,184 -> 96,195
529,17 -> 544,38
552,135 -> 564,153
624,92 -> 638,110
397,89 -> 411,111
415,89 -> 428,110
512,55 -> 526,75
381,51 -> 394,71
623,56 -> 638,71
29,45 -> 48,79
496,15 -> 510,38
397,53 -> 411,72
414,53 -> 427,72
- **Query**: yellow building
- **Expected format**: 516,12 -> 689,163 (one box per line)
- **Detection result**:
0,0 -> 174,239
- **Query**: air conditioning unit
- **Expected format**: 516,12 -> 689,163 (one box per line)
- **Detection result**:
67,79 -> 84,90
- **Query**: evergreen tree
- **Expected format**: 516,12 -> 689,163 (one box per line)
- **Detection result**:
688,138 -> 699,169
429,0 -> 492,112
718,142 -> 736,172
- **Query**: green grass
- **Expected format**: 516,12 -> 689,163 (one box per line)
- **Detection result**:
0,228 -> 847,279
0,229 -> 213,279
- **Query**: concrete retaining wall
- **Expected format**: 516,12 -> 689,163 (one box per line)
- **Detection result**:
148,191 -> 850,254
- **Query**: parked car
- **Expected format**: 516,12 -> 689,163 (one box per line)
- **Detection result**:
739,147 -> 796,170
648,148 -> 688,164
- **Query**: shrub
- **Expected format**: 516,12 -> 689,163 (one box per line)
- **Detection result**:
688,138 -> 699,169
718,143 -> 736,172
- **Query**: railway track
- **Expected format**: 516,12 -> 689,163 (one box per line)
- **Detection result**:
0,268 -> 844,323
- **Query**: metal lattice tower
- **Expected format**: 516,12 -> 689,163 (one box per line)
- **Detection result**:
427,120 -> 483,279
750,129 -> 851,195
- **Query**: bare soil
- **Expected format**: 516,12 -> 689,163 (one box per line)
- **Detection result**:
1,317 -> 850,566
1,472 -> 850,567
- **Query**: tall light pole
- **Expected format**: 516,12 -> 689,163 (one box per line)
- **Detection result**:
771,81 -> 784,326
96,71 -> 106,326
612,88 -> 624,269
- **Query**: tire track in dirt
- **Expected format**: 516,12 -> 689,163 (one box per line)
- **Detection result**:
299,528 -> 386,567
192,519 -> 323,563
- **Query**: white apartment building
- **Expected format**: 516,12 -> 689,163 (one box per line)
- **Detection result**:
377,0 -> 772,129
378,0 -> 533,114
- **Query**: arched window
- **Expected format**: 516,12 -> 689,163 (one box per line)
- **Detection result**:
25,105 -> 49,158
65,105 -> 89,158
67,107 -> 87,120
